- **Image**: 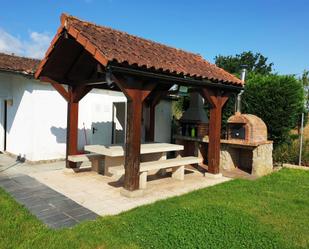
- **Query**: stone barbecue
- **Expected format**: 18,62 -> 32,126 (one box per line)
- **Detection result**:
220,112 -> 273,177
174,111 -> 273,178
179,90 -> 209,138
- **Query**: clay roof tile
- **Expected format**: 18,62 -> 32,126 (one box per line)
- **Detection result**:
0,53 -> 40,74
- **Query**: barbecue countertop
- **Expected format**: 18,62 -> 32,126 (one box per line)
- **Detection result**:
173,134 -> 273,148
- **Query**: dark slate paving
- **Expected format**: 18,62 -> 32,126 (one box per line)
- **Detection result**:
0,175 -> 98,229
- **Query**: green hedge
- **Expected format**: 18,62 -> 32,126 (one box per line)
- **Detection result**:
242,73 -> 305,145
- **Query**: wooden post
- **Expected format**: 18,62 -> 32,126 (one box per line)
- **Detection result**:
66,84 -> 93,168
201,88 -> 229,174
66,86 -> 79,168
113,75 -> 155,191
40,77 -> 92,169
124,90 -> 143,190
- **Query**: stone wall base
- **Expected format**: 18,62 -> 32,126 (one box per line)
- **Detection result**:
220,143 -> 273,177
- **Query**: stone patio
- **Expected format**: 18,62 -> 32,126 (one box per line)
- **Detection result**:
29,168 -> 231,216
0,154 -> 231,224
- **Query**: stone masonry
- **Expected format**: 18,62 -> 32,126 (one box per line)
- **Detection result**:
220,143 -> 273,177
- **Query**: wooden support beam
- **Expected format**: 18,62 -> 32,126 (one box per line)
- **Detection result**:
66,85 -> 79,168
72,84 -> 93,102
201,88 -> 229,174
40,76 -> 69,101
113,75 -> 155,191
41,77 -> 94,168
124,91 -> 143,190
65,84 -> 94,168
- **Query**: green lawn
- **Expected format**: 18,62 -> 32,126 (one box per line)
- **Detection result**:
0,169 -> 308,249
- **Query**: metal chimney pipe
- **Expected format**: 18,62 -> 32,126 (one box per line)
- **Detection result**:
236,68 -> 246,113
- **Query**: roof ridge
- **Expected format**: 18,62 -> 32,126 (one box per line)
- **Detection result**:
0,52 -> 40,62
61,13 -> 205,60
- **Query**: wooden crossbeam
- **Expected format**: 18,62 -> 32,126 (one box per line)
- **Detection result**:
40,76 -> 69,101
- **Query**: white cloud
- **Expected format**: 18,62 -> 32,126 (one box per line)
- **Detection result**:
0,28 -> 23,55
0,28 -> 51,59
25,32 -> 51,59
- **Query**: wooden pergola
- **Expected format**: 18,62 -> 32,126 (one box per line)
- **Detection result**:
35,14 -> 243,192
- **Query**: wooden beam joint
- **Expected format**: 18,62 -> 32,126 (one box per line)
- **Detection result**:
40,76 -> 69,101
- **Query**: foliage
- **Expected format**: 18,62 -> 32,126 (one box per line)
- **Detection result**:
301,70 -> 309,111
242,73 -> 305,145
273,138 -> 309,166
1,170 -> 309,249
215,51 -> 273,75
221,94 -> 237,137
171,96 -> 190,119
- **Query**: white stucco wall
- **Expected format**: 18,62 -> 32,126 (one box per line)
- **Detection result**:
154,100 -> 172,143
0,72 -> 127,161
0,72 -> 173,161
0,72 -> 14,152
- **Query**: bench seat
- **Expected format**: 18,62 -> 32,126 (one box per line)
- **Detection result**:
68,153 -> 104,173
109,156 -> 202,189
68,153 -> 103,162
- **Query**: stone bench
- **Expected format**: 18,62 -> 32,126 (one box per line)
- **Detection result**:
68,153 -> 104,173
109,156 -> 202,189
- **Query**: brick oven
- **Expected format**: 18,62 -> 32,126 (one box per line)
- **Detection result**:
220,112 -> 273,177
227,113 -> 267,143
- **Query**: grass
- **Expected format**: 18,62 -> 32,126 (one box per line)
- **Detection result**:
0,169 -> 309,249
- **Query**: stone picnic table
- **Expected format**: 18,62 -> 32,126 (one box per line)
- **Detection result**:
84,143 -> 184,175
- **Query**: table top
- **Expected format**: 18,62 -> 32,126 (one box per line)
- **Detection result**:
84,143 -> 184,157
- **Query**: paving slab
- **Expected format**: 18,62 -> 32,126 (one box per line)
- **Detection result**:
0,174 -> 98,229
30,168 -> 231,216
0,154 -> 232,219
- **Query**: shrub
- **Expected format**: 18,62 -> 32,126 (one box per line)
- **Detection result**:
242,73 -> 305,145
273,138 -> 309,166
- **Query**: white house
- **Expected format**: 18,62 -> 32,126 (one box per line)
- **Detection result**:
0,53 -> 172,162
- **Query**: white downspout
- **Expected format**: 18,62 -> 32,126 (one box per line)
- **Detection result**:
236,68 -> 246,114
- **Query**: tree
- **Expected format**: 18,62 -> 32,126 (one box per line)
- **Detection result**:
301,70 -> 309,111
215,51 -> 273,75
242,73 -> 305,145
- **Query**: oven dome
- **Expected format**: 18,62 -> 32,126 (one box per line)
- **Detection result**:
227,113 -> 267,143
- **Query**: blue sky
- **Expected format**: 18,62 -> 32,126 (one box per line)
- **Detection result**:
0,0 -> 308,75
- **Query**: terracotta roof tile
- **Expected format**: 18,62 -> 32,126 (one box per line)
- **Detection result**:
0,53 -> 40,74
38,14 -> 243,86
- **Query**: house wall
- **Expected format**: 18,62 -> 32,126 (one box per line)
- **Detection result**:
154,100 -> 172,142
0,72 -> 173,161
0,72 -> 14,151
5,74 -> 36,159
